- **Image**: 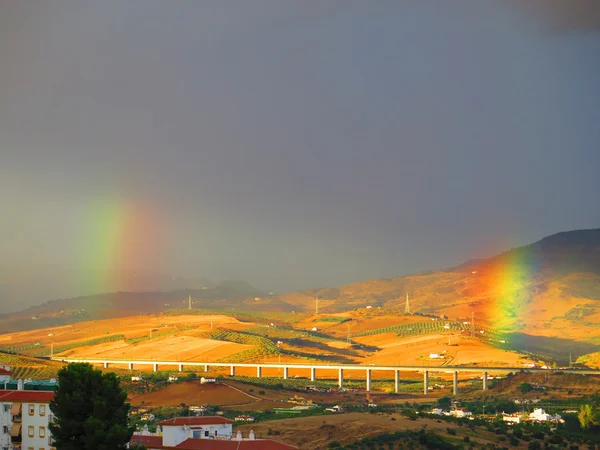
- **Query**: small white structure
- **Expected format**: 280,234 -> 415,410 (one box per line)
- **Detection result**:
311,327 -> 318,332
200,377 -> 217,384
131,376 -> 144,382
325,405 -> 344,412
429,353 -> 445,359
234,415 -> 255,422
450,408 -> 473,418
0,365 -> 12,383
528,408 -> 563,423
429,408 -> 444,415
168,376 -> 178,382
503,413 -> 522,424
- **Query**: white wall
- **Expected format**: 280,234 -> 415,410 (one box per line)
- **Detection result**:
163,423 -> 232,446
22,402 -> 52,450
0,401 -> 12,449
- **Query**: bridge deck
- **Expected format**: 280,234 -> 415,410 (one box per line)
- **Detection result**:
52,358 -> 600,375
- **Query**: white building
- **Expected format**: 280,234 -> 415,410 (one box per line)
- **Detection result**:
0,366 -> 12,384
0,390 -> 55,450
450,408 -> 473,418
502,413 -> 522,424
131,417 -> 297,449
160,417 -> 234,445
528,408 -> 563,423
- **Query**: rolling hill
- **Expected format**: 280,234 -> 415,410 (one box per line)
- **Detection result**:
2,229 -> 599,364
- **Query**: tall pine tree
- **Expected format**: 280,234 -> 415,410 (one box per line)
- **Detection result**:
50,363 -> 135,450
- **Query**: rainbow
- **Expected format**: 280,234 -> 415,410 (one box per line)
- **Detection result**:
479,245 -> 538,331
79,196 -> 163,293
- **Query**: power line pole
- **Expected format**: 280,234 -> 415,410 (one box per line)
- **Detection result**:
404,292 -> 410,315
188,295 -> 192,310
315,296 -> 319,315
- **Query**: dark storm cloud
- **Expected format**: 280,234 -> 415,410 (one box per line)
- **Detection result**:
0,1 -> 599,312
508,0 -> 600,33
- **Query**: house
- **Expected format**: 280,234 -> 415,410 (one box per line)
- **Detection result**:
234,415 -> 255,422
0,365 -> 12,383
502,413 -> 522,424
189,406 -> 208,415
0,390 -> 56,450
450,408 -> 472,418
161,417 -> 234,443
528,408 -> 563,423
130,417 -> 297,449
429,408 -> 444,415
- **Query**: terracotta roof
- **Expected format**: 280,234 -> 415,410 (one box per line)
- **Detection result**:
0,368 -> 12,375
159,417 -> 234,426
175,438 -> 298,450
130,435 -> 167,449
0,390 -> 55,402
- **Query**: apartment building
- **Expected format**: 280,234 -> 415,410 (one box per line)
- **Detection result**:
0,390 -> 55,450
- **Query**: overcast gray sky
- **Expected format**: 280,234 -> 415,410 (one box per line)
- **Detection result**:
1,0 -> 599,297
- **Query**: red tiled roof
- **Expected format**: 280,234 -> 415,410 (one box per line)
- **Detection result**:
0,390 -> 54,402
175,438 -> 297,450
130,435 -> 167,449
159,417 -> 234,426
0,368 -> 12,375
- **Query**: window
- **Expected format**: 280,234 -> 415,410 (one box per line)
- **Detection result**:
3,404 -> 9,412
48,414 -> 54,423
39,426 -> 46,438
39,405 -> 46,416
28,425 -> 34,437
2,426 -> 7,434
29,404 -> 35,415
204,430 -> 209,437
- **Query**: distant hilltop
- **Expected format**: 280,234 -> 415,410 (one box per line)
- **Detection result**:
1,228 -> 599,337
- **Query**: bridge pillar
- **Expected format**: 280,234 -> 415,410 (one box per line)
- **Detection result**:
482,372 -> 488,390
204,365 -> 209,372
103,362 -> 109,369
153,364 -> 158,372
257,366 -> 262,378
230,366 -> 236,376
394,370 -> 400,393
178,364 -> 184,372
338,368 -> 344,388
423,370 -> 429,395
128,362 -> 133,370
283,367 -> 289,379
453,371 -> 458,395
366,369 -> 372,392
310,367 -> 316,382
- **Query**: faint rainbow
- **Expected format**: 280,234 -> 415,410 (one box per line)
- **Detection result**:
81,196 -> 163,292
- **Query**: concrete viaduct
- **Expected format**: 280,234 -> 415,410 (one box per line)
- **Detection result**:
53,358 -> 600,395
